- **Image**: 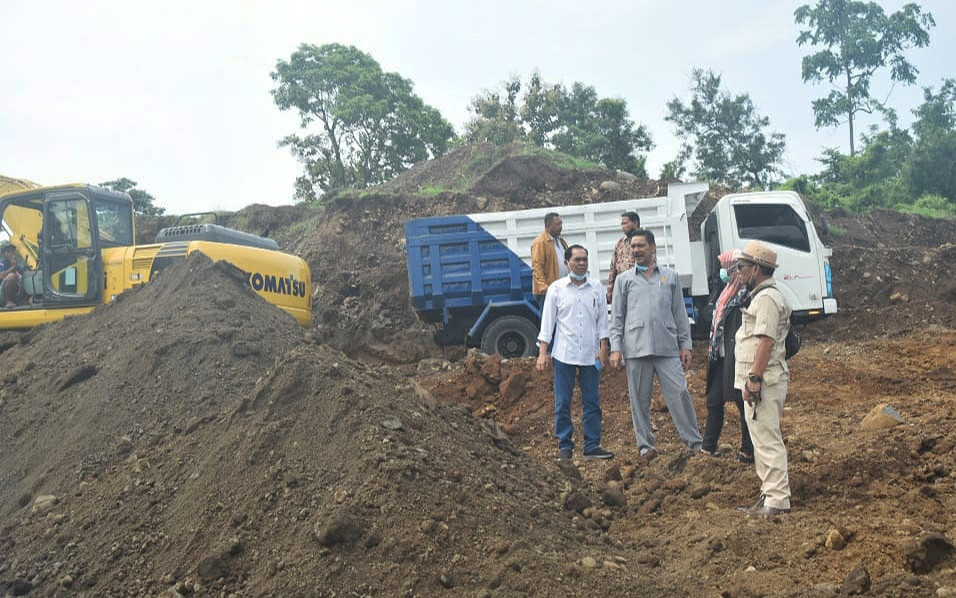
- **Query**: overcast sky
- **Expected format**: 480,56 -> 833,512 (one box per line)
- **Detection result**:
2,0 -> 953,214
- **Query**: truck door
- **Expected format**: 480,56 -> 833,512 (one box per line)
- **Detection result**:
40,192 -> 103,306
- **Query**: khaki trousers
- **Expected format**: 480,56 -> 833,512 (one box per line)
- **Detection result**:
743,379 -> 790,509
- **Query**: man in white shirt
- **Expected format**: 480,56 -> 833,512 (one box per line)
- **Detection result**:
536,244 -> 613,461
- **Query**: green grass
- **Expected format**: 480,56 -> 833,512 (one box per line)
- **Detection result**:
419,185 -> 450,197
827,224 -> 845,237
516,145 -> 603,171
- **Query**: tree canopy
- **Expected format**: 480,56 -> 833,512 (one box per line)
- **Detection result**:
98,178 -> 164,216
665,69 -> 786,189
271,43 -> 455,202
463,73 -> 653,176
795,0 -> 935,156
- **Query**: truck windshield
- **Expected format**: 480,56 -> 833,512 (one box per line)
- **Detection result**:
734,204 -> 810,252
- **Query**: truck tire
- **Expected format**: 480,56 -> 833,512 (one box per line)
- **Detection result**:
481,316 -> 538,358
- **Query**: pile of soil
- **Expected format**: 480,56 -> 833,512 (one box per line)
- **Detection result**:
0,253 -> 669,597
418,333 -> 956,596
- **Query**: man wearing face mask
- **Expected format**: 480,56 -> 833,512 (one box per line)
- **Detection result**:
608,230 -> 703,461
537,245 -> 613,461
734,241 -> 792,517
701,249 -> 754,463
606,211 -> 641,304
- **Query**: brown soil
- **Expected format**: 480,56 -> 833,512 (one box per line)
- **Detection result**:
1,144 -> 955,597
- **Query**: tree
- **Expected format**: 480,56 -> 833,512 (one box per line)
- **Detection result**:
906,79 -> 956,201
271,43 -> 455,201
463,76 -> 525,145
98,178 -> 164,216
795,0 -> 935,156
665,69 -> 786,189
463,73 -> 652,176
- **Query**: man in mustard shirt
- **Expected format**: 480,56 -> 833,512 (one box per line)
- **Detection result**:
530,213 -> 568,308
734,241 -> 792,517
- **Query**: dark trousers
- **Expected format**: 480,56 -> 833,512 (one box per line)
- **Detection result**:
702,355 -> 753,456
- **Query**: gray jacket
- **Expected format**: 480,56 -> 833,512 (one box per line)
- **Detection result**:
609,265 -> 692,358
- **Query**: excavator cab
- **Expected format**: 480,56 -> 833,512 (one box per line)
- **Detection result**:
0,184 -> 133,310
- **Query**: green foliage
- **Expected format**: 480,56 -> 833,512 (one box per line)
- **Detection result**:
665,69 -> 786,189
98,177 -> 165,216
905,79 -> 956,201
781,80 -> 956,217
271,43 -> 455,202
795,0 -> 935,155
464,72 -> 652,177
896,194 -> 956,219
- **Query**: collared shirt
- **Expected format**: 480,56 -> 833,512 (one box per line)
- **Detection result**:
606,235 -> 634,300
734,278 -> 791,389
537,276 -> 609,366
554,237 -> 569,278
609,265 -> 692,358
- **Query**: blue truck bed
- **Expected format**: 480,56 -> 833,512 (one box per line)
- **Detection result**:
404,215 -> 535,316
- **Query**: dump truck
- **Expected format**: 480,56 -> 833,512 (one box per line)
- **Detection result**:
404,182 -> 836,358
0,181 -> 311,329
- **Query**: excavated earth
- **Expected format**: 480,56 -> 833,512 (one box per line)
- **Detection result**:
1,144 -> 955,597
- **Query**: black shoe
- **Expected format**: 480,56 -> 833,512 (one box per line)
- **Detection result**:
736,495 -> 766,515
737,451 -> 755,464
583,447 -> 614,460
557,448 -> 573,460
701,448 -> 723,458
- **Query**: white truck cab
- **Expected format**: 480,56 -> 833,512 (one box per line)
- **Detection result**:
701,190 -> 837,321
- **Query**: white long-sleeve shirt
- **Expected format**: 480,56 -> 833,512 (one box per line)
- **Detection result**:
537,276 -> 609,366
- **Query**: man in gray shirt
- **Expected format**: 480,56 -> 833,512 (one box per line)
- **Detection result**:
609,229 -> 702,460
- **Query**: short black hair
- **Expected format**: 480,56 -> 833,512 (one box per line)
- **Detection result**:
564,244 -> 587,261
544,212 -> 560,226
0,244 -> 15,254
630,229 -> 655,246
622,211 -> 640,225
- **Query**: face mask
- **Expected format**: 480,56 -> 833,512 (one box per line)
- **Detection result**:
635,264 -> 649,273
719,268 -> 729,283
569,271 -> 587,281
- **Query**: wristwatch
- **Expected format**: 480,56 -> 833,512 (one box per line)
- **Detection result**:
748,373 -> 763,383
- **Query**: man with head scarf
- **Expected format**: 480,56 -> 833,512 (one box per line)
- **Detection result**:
700,249 -> 754,463
734,241 -> 792,517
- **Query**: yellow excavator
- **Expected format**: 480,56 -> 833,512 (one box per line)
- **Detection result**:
0,176 -> 311,329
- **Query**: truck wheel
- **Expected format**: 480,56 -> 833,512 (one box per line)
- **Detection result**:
481,316 -> 538,358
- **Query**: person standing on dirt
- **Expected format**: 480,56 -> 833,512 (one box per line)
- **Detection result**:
0,244 -> 23,308
606,211 -> 641,304
536,244 -> 613,461
700,249 -> 754,463
608,230 -> 702,460
531,212 -> 568,308
734,241 -> 792,518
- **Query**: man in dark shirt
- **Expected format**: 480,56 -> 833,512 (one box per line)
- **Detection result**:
0,244 -> 23,307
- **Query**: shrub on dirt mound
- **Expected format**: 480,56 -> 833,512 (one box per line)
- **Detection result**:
0,253 -> 305,518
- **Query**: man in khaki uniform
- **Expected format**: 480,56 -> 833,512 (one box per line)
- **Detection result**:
734,240 -> 792,517
530,212 -> 568,307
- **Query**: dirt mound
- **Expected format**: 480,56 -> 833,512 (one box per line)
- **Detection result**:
0,253 -> 671,597
0,253 -> 305,518
419,333 -> 956,596
303,144 -> 670,362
